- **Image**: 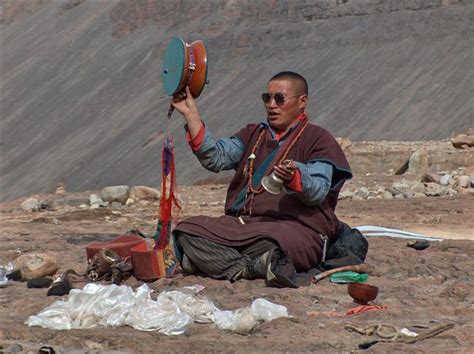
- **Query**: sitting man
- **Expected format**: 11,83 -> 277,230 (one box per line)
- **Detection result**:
171,71 -> 352,287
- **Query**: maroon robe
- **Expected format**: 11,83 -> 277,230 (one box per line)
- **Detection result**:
174,117 -> 352,271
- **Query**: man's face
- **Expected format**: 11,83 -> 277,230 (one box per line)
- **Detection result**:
264,79 -> 307,132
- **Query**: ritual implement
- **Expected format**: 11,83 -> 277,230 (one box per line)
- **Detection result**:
132,37 -> 209,280
162,36 -> 208,117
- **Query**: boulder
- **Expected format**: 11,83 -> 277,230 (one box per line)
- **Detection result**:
439,174 -> 452,186
12,253 -> 58,281
421,172 -> 441,184
408,149 -> 429,176
129,186 -> 161,202
451,132 -> 474,149
409,181 -> 426,194
457,175 -> 471,189
424,182 -> 448,197
20,198 -> 38,211
101,185 -> 130,204
356,187 -> 370,199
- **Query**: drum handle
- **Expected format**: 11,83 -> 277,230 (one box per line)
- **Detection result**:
167,103 -> 174,119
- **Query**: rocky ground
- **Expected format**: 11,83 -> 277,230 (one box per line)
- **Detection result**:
1,140 -> 474,353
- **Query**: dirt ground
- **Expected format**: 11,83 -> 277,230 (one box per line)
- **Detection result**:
0,184 -> 473,353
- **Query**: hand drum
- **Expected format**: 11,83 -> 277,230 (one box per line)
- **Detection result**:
161,36 -> 208,98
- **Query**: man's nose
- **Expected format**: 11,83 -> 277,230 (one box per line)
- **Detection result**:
267,97 -> 278,107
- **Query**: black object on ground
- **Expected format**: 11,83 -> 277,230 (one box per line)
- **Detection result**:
6,269 -> 22,281
27,277 -> 53,288
407,240 -> 430,250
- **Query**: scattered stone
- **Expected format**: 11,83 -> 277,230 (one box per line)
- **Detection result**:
451,131 -> 474,149
356,187 -> 370,199
90,193 -> 103,204
126,198 -> 135,205
424,183 -> 447,197
457,175 -> 470,189
101,185 -> 130,204
110,201 -> 123,208
439,174 -> 452,186
55,182 -> 66,194
407,149 -> 429,176
409,181 -> 425,194
421,172 -> 441,184
413,192 -> 427,198
458,187 -> 474,195
12,253 -> 58,281
385,186 -> 402,196
394,194 -> 405,199
20,197 -> 39,211
129,186 -> 161,202
339,189 -> 354,199
392,180 -> 410,191
381,191 -> 394,199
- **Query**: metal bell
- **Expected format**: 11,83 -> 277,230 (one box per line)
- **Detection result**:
261,172 -> 285,195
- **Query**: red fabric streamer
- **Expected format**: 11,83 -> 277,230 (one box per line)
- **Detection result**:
155,137 -> 181,250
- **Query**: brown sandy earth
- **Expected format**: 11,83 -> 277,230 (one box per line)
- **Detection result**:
0,184 -> 473,353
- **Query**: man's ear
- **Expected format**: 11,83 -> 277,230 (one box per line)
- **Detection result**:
299,95 -> 308,111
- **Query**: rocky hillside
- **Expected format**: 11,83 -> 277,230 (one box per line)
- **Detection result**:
1,0 -> 473,201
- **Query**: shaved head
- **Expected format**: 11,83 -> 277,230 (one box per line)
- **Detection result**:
269,71 -> 308,95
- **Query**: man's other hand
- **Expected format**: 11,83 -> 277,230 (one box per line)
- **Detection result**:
273,159 -> 297,183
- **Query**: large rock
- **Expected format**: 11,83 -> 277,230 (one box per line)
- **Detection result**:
12,253 -> 58,280
424,182 -> 448,197
101,186 -> 130,204
451,132 -> 474,149
129,186 -> 161,202
20,198 -> 38,211
457,175 -> 471,189
408,149 -> 429,176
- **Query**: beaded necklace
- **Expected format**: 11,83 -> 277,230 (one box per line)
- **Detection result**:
246,118 -> 309,196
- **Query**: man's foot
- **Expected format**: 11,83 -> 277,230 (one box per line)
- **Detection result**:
181,254 -> 198,274
241,249 -> 275,280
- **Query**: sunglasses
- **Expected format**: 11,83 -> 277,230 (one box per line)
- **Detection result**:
261,92 -> 304,105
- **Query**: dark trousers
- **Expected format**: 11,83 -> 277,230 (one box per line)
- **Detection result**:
175,232 -> 278,280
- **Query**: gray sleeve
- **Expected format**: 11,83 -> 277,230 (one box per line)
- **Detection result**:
283,161 -> 334,206
194,128 -> 245,172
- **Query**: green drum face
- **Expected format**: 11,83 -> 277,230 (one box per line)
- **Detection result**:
162,37 -> 186,96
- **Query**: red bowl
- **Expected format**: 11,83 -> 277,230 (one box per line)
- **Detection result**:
348,282 -> 379,305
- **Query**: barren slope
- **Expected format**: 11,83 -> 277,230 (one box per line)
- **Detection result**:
1,0 -> 473,201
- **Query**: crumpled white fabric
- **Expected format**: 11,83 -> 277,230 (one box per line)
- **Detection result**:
26,284 -> 193,335
213,298 -> 289,333
25,284 -> 289,335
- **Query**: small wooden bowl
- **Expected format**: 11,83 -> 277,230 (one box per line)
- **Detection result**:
348,282 -> 379,305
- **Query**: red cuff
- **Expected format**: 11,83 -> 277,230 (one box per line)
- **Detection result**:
286,168 -> 303,192
186,123 -> 205,152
